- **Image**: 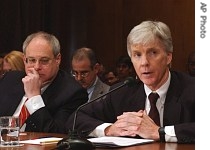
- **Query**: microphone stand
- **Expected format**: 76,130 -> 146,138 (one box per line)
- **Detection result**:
56,77 -> 135,150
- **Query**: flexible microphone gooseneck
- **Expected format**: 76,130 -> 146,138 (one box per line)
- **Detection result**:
55,77 -> 136,150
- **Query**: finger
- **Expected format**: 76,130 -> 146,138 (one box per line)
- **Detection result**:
30,68 -> 39,75
138,109 -> 144,113
116,116 -> 142,128
26,68 -> 34,75
22,75 -> 30,82
119,130 -> 137,137
117,112 -> 141,119
143,110 -> 147,115
117,123 -> 139,132
26,68 -> 38,76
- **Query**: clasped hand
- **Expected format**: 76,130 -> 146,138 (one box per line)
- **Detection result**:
105,110 -> 160,140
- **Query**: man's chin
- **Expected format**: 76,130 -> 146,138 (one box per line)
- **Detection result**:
82,85 -> 88,89
141,79 -> 154,86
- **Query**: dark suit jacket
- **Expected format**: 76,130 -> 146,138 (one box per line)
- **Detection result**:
66,71 -> 195,143
0,70 -> 88,133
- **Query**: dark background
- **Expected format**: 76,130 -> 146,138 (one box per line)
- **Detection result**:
0,0 -> 194,73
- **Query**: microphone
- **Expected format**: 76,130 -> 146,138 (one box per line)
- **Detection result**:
56,77 -> 136,150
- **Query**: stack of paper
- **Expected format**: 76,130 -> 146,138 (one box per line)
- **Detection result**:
88,136 -> 154,148
20,137 -> 62,145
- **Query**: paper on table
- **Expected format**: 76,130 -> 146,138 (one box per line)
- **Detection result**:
20,137 -> 62,145
88,136 -> 154,148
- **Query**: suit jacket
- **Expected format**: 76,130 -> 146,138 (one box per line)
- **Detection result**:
0,70 -> 88,133
66,71 -> 195,143
89,78 -> 110,101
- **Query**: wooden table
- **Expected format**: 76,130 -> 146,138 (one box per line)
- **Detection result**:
0,132 -> 195,150
96,142 -> 195,150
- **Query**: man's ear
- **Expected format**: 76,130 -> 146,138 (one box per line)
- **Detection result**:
93,63 -> 100,73
55,53 -> 61,66
167,52 -> 172,65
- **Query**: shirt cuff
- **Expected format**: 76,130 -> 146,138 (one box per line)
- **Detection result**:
25,95 -> 45,114
89,123 -> 113,137
165,126 -> 178,142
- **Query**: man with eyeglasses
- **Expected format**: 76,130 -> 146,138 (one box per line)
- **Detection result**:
0,31 -> 88,133
71,47 -> 110,101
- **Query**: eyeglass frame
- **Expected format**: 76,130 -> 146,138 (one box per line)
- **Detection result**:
25,57 -> 55,66
71,70 -> 92,78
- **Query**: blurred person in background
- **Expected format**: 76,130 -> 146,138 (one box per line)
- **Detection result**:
116,55 -> 136,82
103,69 -> 119,86
97,61 -> 106,83
3,50 -> 25,73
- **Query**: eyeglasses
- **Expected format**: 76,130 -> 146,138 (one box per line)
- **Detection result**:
71,70 -> 91,78
25,57 -> 53,65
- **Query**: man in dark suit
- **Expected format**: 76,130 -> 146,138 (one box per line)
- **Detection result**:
71,47 -> 110,102
0,31 -> 88,133
66,21 -> 195,143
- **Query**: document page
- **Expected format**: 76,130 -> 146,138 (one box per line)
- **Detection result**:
88,136 -> 154,148
20,137 -> 62,145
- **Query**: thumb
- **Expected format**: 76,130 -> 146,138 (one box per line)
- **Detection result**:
138,109 -> 144,113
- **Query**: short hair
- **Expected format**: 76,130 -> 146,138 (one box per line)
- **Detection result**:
127,20 -> 173,56
71,47 -> 98,69
22,31 -> 60,57
116,55 -> 133,68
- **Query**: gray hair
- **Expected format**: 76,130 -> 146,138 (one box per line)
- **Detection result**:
71,47 -> 98,69
127,21 -> 173,56
22,31 -> 60,57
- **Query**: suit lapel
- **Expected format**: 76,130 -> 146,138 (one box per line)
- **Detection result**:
41,70 -> 65,104
127,83 -> 146,111
90,79 -> 110,100
163,72 -> 182,125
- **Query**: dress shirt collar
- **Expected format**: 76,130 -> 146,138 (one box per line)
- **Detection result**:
144,71 -> 171,103
87,76 -> 98,99
41,82 -> 51,94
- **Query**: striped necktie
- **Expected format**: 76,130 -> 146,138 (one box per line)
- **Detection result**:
19,99 -> 29,127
